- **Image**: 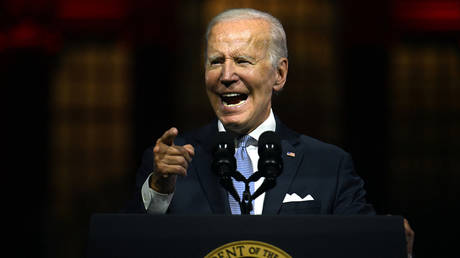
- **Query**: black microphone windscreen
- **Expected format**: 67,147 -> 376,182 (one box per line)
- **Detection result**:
259,131 -> 279,144
212,132 -> 235,155
212,132 -> 237,177
258,131 -> 281,155
257,131 -> 283,179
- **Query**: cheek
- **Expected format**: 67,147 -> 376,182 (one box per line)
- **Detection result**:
205,69 -> 220,84
204,71 -> 212,88
251,74 -> 275,97
250,65 -> 276,89
204,76 -> 211,89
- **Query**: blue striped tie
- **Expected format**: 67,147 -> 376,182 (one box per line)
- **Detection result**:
229,135 -> 255,215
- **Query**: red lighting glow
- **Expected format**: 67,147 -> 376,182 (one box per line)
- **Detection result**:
57,0 -> 128,20
394,0 -> 460,31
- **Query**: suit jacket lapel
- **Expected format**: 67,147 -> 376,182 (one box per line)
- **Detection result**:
192,122 -> 230,214
262,118 -> 304,214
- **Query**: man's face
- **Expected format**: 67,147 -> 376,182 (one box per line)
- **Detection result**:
205,19 -> 284,134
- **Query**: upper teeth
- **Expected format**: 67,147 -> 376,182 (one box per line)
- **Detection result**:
222,93 -> 240,97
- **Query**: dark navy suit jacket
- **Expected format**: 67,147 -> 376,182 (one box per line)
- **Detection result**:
127,118 -> 375,215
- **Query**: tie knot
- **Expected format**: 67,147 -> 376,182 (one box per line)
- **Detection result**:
238,135 -> 254,148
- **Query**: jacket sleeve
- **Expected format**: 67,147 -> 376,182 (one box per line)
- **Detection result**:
332,152 -> 376,215
123,146 -> 154,213
123,135 -> 187,213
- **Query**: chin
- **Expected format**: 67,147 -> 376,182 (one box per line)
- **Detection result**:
220,117 -> 249,134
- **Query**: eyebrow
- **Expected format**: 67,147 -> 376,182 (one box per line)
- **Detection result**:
207,53 -> 257,62
207,54 -> 224,61
234,55 -> 256,61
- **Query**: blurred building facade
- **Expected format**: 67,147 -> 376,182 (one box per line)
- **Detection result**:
2,0 -> 459,257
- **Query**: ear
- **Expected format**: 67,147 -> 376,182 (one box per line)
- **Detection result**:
273,58 -> 288,92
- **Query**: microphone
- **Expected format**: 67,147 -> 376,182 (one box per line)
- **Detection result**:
258,131 -> 283,178
251,131 -> 283,200
211,132 -> 236,178
211,132 -> 240,202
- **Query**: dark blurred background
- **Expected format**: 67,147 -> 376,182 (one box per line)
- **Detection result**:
3,0 -> 459,257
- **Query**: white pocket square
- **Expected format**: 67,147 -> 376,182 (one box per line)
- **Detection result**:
282,193 -> 315,203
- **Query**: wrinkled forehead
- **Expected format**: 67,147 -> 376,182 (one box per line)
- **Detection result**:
207,19 -> 271,53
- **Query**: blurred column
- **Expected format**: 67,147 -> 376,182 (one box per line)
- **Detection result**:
48,1 -> 134,257
1,1 -> 58,257
388,1 -> 460,256
338,0 -> 391,213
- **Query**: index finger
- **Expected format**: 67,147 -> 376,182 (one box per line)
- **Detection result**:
157,127 -> 178,146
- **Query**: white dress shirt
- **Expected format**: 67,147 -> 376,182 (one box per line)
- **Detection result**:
141,109 -> 276,215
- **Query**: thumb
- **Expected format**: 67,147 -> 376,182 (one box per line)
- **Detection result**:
183,144 -> 195,157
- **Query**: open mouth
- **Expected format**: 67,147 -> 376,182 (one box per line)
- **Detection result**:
220,93 -> 248,107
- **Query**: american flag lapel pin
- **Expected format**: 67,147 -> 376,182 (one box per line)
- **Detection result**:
286,152 -> 295,157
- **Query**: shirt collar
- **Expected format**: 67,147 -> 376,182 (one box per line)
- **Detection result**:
217,109 -> 276,143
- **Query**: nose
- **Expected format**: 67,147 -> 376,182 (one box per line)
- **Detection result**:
220,59 -> 238,87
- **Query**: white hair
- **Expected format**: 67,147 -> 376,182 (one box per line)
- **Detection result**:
205,8 -> 288,68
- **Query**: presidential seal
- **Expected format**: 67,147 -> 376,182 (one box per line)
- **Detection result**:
205,240 -> 291,258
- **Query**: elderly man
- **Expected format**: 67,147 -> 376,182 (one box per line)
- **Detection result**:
128,7 -> 414,255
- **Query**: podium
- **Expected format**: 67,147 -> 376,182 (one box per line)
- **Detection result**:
87,214 -> 407,258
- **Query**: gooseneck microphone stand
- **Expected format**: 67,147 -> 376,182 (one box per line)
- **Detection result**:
232,170 -> 273,215
233,171 -> 254,214
212,131 -> 283,215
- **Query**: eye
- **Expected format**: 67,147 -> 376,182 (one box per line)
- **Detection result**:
209,57 -> 224,65
236,58 -> 251,64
